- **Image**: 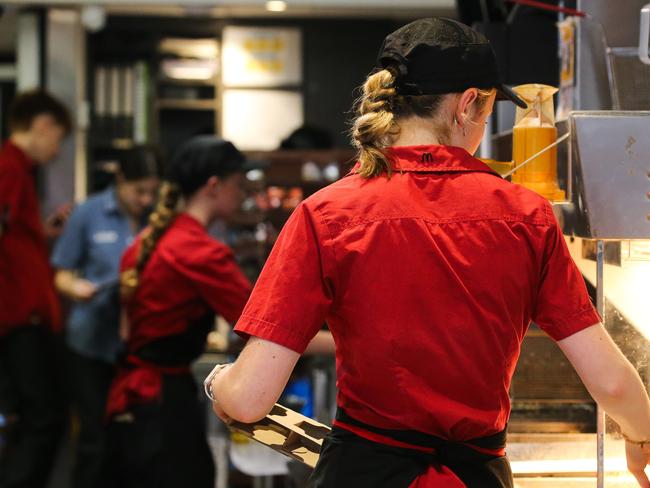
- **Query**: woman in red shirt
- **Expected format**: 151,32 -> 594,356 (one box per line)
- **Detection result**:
105,137 -> 254,488
207,18 -> 650,488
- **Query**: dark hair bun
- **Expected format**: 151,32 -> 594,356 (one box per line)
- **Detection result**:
169,136 -> 245,197
119,145 -> 165,182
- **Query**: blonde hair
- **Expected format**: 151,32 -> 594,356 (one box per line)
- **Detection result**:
120,181 -> 181,300
351,68 -> 495,178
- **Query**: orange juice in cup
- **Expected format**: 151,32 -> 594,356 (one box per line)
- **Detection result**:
510,84 -> 565,202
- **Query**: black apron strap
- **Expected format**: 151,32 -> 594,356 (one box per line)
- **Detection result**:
307,409 -> 513,488
335,408 -> 507,452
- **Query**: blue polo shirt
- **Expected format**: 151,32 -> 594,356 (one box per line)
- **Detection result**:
52,187 -> 145,363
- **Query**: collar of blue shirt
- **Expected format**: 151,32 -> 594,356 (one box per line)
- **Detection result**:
102,187 -> 121,215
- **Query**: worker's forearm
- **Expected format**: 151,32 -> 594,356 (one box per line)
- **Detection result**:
213,337 -> 299,424
303,330 -> 336,355
594,361 -> 650,441
214,363 -> 280,424
560,324 -> 650,441
54,269 -> 77,297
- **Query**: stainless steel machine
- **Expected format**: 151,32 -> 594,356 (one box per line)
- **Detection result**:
565,109 -> 650,487
566,111 -> 650,240
492,2 -> 650,486
569,4 -> 650,484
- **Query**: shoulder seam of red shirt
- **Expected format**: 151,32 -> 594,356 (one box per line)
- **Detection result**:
543,200 -> 554,226
311,204 -> 341,305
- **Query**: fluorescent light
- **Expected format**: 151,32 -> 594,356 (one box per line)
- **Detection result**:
266,1 -> 287,12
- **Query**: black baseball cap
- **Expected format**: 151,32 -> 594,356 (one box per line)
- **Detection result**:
377,18 -> 527,108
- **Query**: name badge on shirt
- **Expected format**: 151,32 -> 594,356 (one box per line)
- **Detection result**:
93,230 -> 119,244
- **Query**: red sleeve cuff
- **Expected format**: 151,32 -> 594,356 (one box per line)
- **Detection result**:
540,304 -> 602,341
234,314 -> 312,354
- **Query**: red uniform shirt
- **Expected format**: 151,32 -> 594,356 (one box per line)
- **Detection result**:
107,213 -> 252,416
121,213 -> 252,353
235,144 -> 599,444
0,141 -> 60,334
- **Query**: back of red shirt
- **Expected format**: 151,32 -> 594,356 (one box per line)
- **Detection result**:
121,213 -> 252,354
235,145 -> 600,442
0,141 -> 60,334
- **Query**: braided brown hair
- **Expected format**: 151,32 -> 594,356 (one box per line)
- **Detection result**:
120,181 -> 181,300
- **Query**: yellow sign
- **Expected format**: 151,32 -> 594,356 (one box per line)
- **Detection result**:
246,59 -> 285,74
223,27 -> 302,87
244,38 -> 285,52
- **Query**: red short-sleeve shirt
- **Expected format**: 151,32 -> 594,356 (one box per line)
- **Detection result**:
235,145 -> 600,442
121,213 -> 252,353
0,141 -> 60,334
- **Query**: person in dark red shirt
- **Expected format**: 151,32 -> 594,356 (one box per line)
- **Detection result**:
0,90 -> 72,488
206,18 -> 650,488
105,137 -> 256,488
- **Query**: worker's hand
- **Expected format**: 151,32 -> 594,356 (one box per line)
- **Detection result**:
43,203 -> 73,239
71,278 -> 98,302
626,441 -> 650,487
211,388 -> 232,425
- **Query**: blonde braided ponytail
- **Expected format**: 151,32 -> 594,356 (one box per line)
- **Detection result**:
351,69 -> 399,178
120,181 -> 181,300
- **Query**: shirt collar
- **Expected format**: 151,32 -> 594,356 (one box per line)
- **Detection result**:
385,145 -> 501,176
3,140 -> 34,170
176,212 -> 206,231
102,187 -> 121,215
103,187 -> 149,228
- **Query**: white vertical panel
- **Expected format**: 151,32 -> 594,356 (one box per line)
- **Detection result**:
45,8 -> 87,207
17,12 -> 40,91
222,89 -> 303,150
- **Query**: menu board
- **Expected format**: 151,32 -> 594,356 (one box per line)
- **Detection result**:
222,26 -> 302,87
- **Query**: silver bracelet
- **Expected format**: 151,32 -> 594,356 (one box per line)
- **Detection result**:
203,363 -> 231,402
621,431 -> 650,449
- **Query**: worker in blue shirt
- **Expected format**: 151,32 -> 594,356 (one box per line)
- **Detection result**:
51,146 -> 163,488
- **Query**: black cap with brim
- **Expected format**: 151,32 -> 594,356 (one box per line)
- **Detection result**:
496,84 -> 527,108
377,18 -> 527,109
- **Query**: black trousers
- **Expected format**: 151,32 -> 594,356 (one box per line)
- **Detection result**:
107,374 -> 215,488
66,348 -> 114,488
0,326 -> 66,488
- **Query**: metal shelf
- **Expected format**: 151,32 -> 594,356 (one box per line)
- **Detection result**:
157,77 -> 217,87
156,99 -> 217,111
